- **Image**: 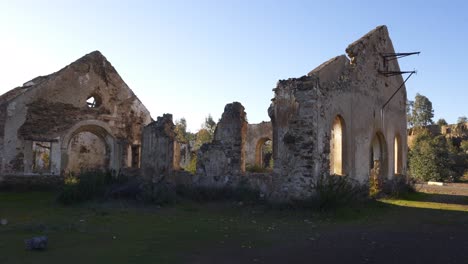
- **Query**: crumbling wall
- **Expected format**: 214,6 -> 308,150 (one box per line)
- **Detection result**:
141,114 -> 178,183
178,142 -> 192,169
270,26 -> 408,200
18,99 -> 110,140
0,51 -> 152,176
408,122 -> 468,148
67,131 -> 108,173
0,104 -> 5,172
245,122 -> 273,167
196,102 -> 247,185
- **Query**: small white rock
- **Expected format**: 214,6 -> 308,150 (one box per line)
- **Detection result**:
428,181 -> 444,186
0,219 -> 7,225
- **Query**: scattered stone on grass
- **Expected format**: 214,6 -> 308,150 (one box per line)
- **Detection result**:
25,236 -> 48,250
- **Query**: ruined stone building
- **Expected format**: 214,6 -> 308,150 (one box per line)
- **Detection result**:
269,26 -> 407,199
245,122 -> 273,169
140,26 -> 409,201
408,122 -> 468,147
0,51 -> 152,180
0,25 -> 408,201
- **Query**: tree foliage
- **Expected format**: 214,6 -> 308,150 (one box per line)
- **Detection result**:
436,118 -> 448,127
194,128 -> 212,149
407,93 -> 434,128
174,118 -> 195,143
461,140 -> 468,153
203,114 -> 217,136
457,116 -> 467,125
174,118 -> 188,142
406,100 -> 414,127
193,114 -> 216,148
409,130 -> 454,182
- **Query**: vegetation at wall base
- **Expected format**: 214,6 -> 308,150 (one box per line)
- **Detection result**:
305,174 -> 368,211
246,164 -> 272,173
57,170 -> 129,205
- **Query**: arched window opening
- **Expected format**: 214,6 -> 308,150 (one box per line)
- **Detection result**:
255,138 -> 273,170
394,135 -> 402,175
369,132 -> 388,196
330,116 -> 345,175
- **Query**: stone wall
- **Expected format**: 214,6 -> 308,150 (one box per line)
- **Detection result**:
141,114 -> 178,183
245,122 -> 273,167
269,26 -> 408,200
0,51 -> 152,176
137,26 -> 408,202
177,142 -> 193,169
0,175 -> 64,190
196,102 -> 247,185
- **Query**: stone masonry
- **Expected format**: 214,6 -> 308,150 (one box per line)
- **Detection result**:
0,51 -> 152,183
141,114 -> 179,184
269,25 -> 408,200
196,102 -> 248,185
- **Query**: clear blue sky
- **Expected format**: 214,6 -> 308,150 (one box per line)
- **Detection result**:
0,0 -> 466,131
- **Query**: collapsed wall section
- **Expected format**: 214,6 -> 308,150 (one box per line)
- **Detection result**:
141,114 -> 179,183
196,102 -> 247,185
269,76 -> 326,200
269,25 -> 408,201
245,121 -> 273,167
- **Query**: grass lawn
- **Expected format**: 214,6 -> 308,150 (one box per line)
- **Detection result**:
1,191 -> 468,264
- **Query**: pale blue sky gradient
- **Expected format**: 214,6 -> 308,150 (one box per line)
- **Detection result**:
0,0 -> 466,131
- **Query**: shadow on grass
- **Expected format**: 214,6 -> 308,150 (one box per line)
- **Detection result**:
399,192 -> 468,205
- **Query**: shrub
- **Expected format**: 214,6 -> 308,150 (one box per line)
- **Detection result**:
306,174 -> 367,210
185,154 -> 197,174
381,176 -> 415,197
57,170 -> 115,204
143,183 -> 178,205
461,140 -> 468,153
246,164 -> 271,173
409,130 -> 455,182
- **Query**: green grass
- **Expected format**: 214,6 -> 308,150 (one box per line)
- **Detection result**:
1,191 -> 467,263
379,192 -> 468,212
0,192 -> 324,263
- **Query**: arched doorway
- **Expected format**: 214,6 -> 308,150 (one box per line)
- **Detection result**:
67,131 -> 108,173
61,121 -> 115,175
370,132 -> 387,194
255,138 -> 273,169
330,115 -> 346,175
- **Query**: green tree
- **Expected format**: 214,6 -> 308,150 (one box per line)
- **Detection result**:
461,140 -> 468,153
174,118 -> 196,143
174,118 -> 188,142
410,93 -> 434,127
436,118 -> 448,126
203,114 -> 217,136
409,130 -> 454,182
457,116 -> 467,124
406,100 -> 414,127
194,128 -> 212,149
193,114 -> 217,149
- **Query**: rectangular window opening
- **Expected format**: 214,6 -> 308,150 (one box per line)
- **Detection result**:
131,145 -> 140,168
33,141 -> 51,173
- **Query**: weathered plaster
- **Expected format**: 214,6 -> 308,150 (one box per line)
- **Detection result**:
0,51 -> 152,177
